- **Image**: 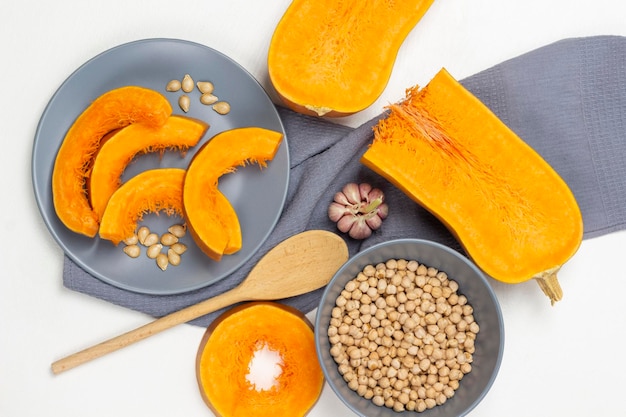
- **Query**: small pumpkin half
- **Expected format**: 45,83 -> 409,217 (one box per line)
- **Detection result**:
361,68 -> 583,304
183,127 -> 284,261
52,86 -> 172,237
196,302 -> 324,417
268,0 -> 435,117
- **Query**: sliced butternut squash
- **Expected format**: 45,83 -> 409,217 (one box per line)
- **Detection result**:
268,0 -> 435,117
361,68 -> 583,304
89,115 -> 209,220
99,168 -> 185,245
196,302 -> 324,417
183,127 -> 283,261
52,86 -> 172,237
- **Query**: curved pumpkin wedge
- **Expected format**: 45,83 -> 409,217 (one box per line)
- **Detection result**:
184,127 -> 283,261
361,68 -> 583,304
52,86 -> 172,237
196,302 -> 324,417
90,115 -> 209,220
268,0 -> 434,117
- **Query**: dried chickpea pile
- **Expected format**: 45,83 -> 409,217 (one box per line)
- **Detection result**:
328,259 -> 479,413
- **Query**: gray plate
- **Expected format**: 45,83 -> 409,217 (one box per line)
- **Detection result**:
32,38 -> 289,295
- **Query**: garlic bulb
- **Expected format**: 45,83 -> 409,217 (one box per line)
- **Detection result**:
328,182 -> 388,239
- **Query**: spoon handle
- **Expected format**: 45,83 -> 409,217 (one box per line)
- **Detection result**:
51,288 -> 245,375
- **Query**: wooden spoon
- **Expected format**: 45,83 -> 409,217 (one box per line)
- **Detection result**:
51,230 -> 348,374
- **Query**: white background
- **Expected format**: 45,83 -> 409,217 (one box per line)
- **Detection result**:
2,1 -> 626,416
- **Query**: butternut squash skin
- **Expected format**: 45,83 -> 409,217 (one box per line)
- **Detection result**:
196,302 -> 324,417
89,115 -> 209,220
99,168 -> 185,245
361,68 -> 583,304
268,0 -> 435,117
183,127 -> 283,261
52,86 -> 172,237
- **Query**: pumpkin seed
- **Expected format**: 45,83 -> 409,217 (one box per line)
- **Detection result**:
212,101 -> 231,115
181,74 -> 194,93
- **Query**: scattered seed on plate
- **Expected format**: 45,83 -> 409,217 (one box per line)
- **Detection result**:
146,243 -> 163,259
181,74 -> 194,93
197,81 -> 214,94
137,226 -> 150,245
156,253 -> 169,271
166,79 -> 182,92
167,248 -> 181,266
168,224 -> 186,238
212,101 -> 231,115
143,232 -> 159,247
170,242 -> 188,255
179,95 -> 190,113
123,244 -> 141,258
123,234 -> 138,245
200,93 -> 219,105
161,232 -> 178,246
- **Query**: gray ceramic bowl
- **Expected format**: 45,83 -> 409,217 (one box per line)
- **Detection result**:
315,239 -> 504,417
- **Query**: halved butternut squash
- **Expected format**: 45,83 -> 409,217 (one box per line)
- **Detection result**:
196,302 -> 324,417
183,127 -> 283,261
268,0 -> 435,117
52,86 -> 172,237
361,68 -> 583,304
89,115 -> 209,220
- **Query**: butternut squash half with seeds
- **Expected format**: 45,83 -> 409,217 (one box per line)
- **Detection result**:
361,68 -> 583,304
268,0 -> 435,117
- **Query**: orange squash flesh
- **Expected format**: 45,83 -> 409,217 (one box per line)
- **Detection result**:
268,0 -> 435,117
361,68 -> 583,304
183,127 -> 283,261
196,302 -> 324,417
98,168 -> 185,244
52,86 -> 172,237
89,115 -> 209,220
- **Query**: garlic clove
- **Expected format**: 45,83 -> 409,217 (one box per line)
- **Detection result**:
348,217 -> 372,240
342,183 -> 361,205
328,202 -> 350,222
337,215 -> 356,234
359,183 -> 372,201
365,214 -> 383,231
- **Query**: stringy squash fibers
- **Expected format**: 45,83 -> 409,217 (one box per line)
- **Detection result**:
52,86 -> 172,237
184,127 -> 283,261
268,0 -> 435,117
196,302 -> 324,417
89,115 -> 209,220
361,68 -> 583,304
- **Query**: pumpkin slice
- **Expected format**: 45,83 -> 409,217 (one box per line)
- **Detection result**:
268,0 -> 435,117
99,168 -> 240,248
183,127 -> 283,261
361,68 -> 584,304
52,86 -> 172,237
99,168 -> 185,245
89,115 -> 209,220
196,302 -> 324,417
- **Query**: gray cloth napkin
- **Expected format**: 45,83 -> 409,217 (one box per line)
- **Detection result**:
64,35 -> 626,327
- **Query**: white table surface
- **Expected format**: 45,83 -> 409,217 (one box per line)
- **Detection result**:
2,1 -> 626,416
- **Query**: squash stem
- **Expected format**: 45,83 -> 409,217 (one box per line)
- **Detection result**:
534,268 -> 563,305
